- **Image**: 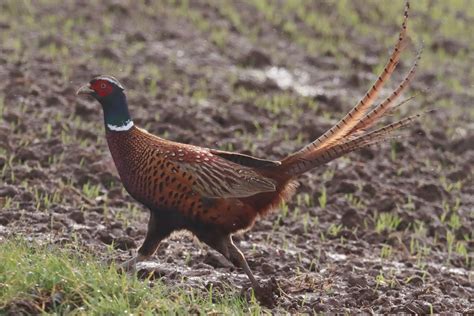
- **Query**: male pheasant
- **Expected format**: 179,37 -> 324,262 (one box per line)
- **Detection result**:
77,2 -> 424,299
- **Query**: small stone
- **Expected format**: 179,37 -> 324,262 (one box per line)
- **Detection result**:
376,197 -> 396,212
404,301 -> 431,314
415,183 -> 443,202
261,262 -> 275,274
357,288 -> 378,303
97,230 -> 114,245
96,47 -> 121,61
0,185 -> 17,198
341,208 -> 361,228
98,171 -> 118,186
137,265 -> 170,280
238,48 -> 272,68
20,191 -> 34,202
75,100 -> 97,117
203,253 -> 232,269
113,236 -> 136,250
447,169 -> 469,182
110,221 -> 123,229
15,147 -> 39,162
362,183 -> 376,197
26,169 -> 47,180
69,211 -> 85,224
0,214 -> 10,225
126,31 -> 146,42
107,188 -> 123,200
347,273 -> 368,288
406,275 -> 424,286
107,2 -> 129,15
335,181 -> 357,194
45,95 -> 67,107
451,133 -> 474,154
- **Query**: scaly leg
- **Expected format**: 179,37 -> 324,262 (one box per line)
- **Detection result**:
200,234 -> 259,287
121,210 -> 173,271
192,225 -> 277,306
223,236 -> 259,289
217,235 -> 276,306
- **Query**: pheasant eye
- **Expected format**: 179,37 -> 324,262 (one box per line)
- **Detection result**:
91,79 -> 114,97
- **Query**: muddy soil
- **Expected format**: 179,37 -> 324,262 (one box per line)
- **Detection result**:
0,1 -> 472,313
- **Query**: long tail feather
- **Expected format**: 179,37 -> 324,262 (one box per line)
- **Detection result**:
389,88 -> 430,113
288,1 -> 410,158
388,94 -> 417,114
284,111 -> 425,175
351,45 -> 422,133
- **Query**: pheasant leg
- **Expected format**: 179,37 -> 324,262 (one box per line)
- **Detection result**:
224,236 -> 259,288
121,210 -> 173,271
224,236 -> 277,306
197,231 -> 276,305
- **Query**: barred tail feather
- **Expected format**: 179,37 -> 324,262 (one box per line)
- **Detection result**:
278,2 -> 429,176
283,112 -> 426,176
387,94 -> 416,114
351,45 -> 422,133
287,1 -> 410,158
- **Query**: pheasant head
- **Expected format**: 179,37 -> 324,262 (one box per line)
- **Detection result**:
77,75 -> 133,131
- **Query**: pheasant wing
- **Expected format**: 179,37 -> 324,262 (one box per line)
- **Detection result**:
163,147 -> 277,198
179,158 -> 277,198
139,130 -> 277,199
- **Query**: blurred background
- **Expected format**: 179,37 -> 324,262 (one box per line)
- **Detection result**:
0,0 -> 472,314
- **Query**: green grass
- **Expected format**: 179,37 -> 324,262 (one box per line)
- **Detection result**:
0,239 -> 261,315
374,212 -> 402,234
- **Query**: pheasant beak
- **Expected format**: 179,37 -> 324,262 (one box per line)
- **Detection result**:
76,83 -> 94,96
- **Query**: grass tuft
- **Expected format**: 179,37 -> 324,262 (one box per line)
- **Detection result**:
0,239 -> 258,314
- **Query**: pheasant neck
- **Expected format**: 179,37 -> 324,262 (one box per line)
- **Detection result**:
100,92 -> 134,132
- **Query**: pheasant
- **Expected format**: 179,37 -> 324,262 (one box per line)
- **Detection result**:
77,2 -> 424,301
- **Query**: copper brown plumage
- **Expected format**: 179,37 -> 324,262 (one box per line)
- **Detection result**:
76,1 -> 425,303
106,128 -> 287,232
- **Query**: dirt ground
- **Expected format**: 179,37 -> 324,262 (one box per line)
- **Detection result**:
0,0 -> 472,313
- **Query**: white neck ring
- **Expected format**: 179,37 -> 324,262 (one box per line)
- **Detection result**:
107,120 -> 134,131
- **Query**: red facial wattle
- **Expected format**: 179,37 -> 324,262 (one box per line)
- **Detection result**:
91,80 -> 113,97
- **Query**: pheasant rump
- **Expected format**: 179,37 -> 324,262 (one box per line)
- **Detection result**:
77,2 -> 425,301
